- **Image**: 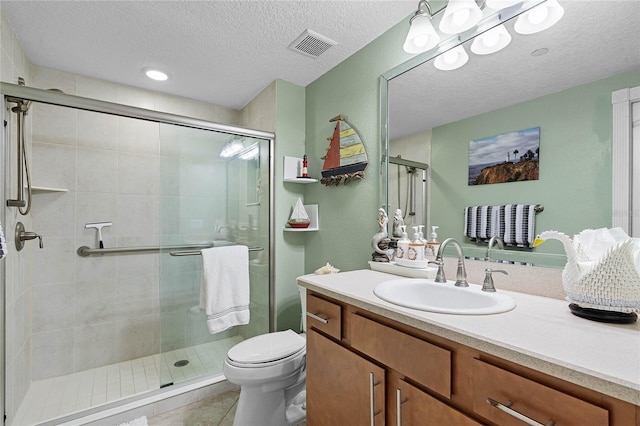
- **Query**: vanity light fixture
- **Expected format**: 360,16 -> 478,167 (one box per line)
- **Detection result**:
220,136 -> 246,158
470,24 -> 512,54
143,68 -> 169,81
403,0 -> 441,54
434,45 -> 469,70
220,136 -> 259,160
484,0 -> 522,10
238,144 -> 259,160
439,0 -> 483,34
405,0 -> 565,71
514,0 -> 565,34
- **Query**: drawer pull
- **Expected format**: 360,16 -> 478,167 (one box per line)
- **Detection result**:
396,388 -> 408,426
306,311 -> 329,324
369,372 -> 382,425
487,397 -> 555,426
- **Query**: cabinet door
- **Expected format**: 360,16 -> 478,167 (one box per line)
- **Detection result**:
307,328 -> 386,426
395,379 -> 482,426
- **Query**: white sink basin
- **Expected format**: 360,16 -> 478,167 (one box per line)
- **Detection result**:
373,278 -> 516,315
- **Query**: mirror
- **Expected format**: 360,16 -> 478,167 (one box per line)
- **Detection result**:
382,0 -> 640,268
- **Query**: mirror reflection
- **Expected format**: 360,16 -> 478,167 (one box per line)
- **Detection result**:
385,0 -> 640,268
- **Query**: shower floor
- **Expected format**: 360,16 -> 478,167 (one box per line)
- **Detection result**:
11,335 -> 243,426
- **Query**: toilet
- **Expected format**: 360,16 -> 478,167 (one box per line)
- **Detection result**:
223,287 -> 307,426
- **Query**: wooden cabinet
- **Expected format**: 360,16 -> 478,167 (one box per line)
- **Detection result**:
395,378 -> 481,426
306,329 -> 385,425
472,359 -> 609,426
305,291 -> 639,426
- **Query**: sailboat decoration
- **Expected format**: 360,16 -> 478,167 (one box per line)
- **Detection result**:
287,198 -> 311,228
321,115 -> 368,186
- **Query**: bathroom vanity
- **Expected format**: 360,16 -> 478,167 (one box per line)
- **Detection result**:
298,270 -> 640,426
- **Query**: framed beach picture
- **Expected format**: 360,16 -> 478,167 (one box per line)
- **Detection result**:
468,127 -> 540,186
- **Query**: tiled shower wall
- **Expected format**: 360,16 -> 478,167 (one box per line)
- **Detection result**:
1,11 -> 35,420
27,65 -> 243,381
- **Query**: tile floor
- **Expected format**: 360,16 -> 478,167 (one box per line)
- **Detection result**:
147,389 -> 307,426
11,336 -> 242,426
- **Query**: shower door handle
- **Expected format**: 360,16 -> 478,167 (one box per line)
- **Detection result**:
15,222 -> 43,251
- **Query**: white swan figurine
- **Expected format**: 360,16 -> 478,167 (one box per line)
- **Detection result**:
533,229 -> 640,312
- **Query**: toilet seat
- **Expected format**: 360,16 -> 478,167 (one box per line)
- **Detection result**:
227,330 -> 306,368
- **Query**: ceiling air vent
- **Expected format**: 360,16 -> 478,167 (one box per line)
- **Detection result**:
288,29 -> 337,59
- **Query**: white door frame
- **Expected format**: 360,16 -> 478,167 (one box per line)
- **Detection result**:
612,85 -> 640,236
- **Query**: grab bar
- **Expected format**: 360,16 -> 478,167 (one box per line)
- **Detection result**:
170,246 -> 263,256
78,242 -> 213,257
77,243 -> 263,257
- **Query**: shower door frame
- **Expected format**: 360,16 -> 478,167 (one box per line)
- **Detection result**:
1,82 -> 277,420
0,82 -> 276,334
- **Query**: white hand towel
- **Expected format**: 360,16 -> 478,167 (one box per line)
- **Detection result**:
199,245 -> 250,334
0,222 -> 7,260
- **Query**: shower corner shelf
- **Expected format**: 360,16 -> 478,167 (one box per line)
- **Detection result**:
31,185 -> 69,193
283,156 -> 318,184
284,204 -> 319,232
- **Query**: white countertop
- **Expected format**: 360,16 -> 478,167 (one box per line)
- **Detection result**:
297,269 -> 640,405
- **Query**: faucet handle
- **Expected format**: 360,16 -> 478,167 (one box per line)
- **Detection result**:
482,268 -> 508,292
428,259 -> 446,283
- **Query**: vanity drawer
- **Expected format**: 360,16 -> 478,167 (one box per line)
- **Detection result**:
306,294 -> 341,340
396,378 -> 481,425
350,314 -> 451,399
472,359 -> 609,426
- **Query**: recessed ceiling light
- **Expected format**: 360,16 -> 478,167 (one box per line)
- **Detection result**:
143,68 -> 169,81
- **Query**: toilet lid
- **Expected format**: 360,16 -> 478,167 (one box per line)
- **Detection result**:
227,330 -> 306,364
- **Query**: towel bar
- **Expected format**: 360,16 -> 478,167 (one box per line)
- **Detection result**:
77,243 -> 262,257
170,246 -> 264,256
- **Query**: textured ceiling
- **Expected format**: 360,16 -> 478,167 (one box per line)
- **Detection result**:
1,0 -> 416,110
389,1 -> 640,139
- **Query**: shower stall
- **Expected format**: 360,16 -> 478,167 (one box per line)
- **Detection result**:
1,82 -> 275,425
387,155 -> 429,231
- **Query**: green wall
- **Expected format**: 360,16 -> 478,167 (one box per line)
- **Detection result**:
303,9 -> 639,272
275,80 -> 308,331
303,18 -> 413,274
430,70 -> 640,262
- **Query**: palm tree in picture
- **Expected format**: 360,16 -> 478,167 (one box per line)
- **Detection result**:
513,149 -> 519,162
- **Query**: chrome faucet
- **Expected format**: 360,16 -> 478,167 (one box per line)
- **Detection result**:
429,238 -> 468,287
485,236 -> 504,262
482,268 -> 508,292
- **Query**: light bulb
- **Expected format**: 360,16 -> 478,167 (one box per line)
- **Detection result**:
439,0 -> 482,34
444,50 -> 459,64
471,24 -> 512,55
414,35 -> 430,48
452,9 -> 471,27
434,45 -> 469,70
514,0 -> 564,34
403,14 -> 440,54
483,31 -> 499,47
527,6 -> 549,25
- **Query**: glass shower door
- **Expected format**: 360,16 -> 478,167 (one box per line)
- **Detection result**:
157,124 -> 270,387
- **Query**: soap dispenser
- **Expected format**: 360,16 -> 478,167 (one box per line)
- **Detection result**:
428,225 -> 440,256
396,226 -> 410,260
418,225 -> 430,257
409,226 -> 425,262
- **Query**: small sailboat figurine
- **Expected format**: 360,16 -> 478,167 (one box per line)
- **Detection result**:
321,115 -> 368,186
287,198 -> 311,228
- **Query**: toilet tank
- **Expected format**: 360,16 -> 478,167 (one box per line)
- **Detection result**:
298,286 -> 307,332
